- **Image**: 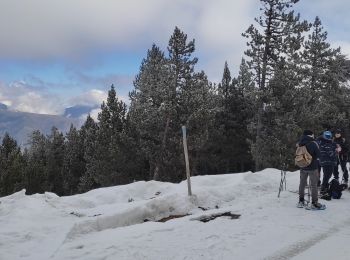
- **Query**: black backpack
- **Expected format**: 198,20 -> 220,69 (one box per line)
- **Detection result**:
328,179 -> 343,199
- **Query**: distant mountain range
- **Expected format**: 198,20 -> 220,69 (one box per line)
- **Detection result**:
0,103 -> 7,110
0,103 -> 97,146
64,104 -> 99,118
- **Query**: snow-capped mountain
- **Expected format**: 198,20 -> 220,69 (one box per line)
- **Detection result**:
0,108 -> 80,146
0,103 -> 8,110
64,104 -> 99,119
1,169 -> 350,259
0,102 -> 101,146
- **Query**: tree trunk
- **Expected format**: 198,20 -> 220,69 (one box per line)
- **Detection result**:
153,117 -> 171,180
255,4 -> 272,172
255,103 -> 264,171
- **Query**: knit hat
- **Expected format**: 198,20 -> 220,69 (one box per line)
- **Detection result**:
335,129 -> 342,134
323,131 -> 332,140
303,130 -> 314,136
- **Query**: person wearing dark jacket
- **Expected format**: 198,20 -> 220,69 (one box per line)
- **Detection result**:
333,129 -> 349,187
318,130 -> 339,195
297,130 -> 323,209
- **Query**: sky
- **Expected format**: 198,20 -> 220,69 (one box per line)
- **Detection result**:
1,0 -> 350,115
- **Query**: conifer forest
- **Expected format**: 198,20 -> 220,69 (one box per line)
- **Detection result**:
1,0 -> 350,196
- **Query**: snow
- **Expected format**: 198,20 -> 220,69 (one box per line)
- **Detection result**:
1,169 -> 350,260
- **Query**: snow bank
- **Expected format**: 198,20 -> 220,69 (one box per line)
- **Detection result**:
1,169 -> 350,260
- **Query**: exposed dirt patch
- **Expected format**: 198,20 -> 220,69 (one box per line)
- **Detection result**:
192,212 -> 240,223
157,214 -> 190,222
144,214 -> 190,222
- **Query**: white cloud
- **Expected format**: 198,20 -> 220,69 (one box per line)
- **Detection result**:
0,0 -> 255,78
0,80 -> 130,115
0,0 -> 179,58
1,0 -> 348,79
68,88 -> 128,107
1,0 -> 349,62
68,89 -> 107,107
0,81 -> 63,114
79,108 -> 101,124
0,100 -> 12,106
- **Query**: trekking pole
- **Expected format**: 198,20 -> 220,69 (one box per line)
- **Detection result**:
182,126 -> 192,196
278,170 -> 284,198
307,176 -> 311,206
283,163 -> 287,191
277,155 -> 287,197
277,149 -> 287,198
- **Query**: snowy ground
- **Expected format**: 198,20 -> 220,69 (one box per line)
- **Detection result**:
1,169 -> 350,260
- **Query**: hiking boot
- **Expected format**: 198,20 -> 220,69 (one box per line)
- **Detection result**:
320,193 -> 331,201
297,200 -> 306,208
311,202 -> 326,210
320,188 -> 328,195
342,180 -> 348,189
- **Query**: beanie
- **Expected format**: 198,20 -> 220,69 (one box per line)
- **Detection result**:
335,129 -> 342,134
303,130 -> 313,136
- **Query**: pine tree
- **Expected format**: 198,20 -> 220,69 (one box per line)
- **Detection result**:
129,44 -> 170,181
151,27 -> 199,181
45,127 -> 65,195
86,85 -> 127,187
62,124 -> 85,195
24,130 -> 47,194
180,70 -> 216,176
129,28 -> 215,181
108,85 -> 128,184
237,58 -> 255,99
242,0 -> 310,170
205,63 -> 253,174
263,60 -> 301,168
79,114 -> 99,193
302,17 -> 339,92
159,26 -> 200,181
0,133 -> 25,196
297,16 -> 350,134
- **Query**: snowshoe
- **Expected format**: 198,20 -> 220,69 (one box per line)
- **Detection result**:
305,202 -> 326,210
297,201 -> 306,208
340,183 -> 348,190
341,180 -> 348,190
320,193 -> 331,201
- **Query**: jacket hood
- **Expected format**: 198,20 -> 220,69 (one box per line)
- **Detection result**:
299,135 -> 314,146
319,136 -> 333,143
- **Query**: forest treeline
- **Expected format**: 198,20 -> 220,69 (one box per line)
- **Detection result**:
1,0 -> 350,197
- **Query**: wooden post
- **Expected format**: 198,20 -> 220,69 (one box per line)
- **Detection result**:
182,126 -> 192,196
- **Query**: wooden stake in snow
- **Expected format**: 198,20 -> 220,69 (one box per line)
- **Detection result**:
182,126 -> 192,196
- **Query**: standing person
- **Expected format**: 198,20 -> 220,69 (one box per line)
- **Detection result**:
333,129 -> 349,187
296,130 -> 324,209
318,131 -> 338,196
315,131 -> 325,186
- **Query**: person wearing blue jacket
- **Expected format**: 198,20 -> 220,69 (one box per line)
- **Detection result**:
318,130 -> 339,195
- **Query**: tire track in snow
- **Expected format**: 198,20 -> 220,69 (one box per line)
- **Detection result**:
264,218 -> 350,260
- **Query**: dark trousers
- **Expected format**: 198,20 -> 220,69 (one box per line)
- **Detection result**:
321,165 -> 334,192
333,155 -> 349,182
